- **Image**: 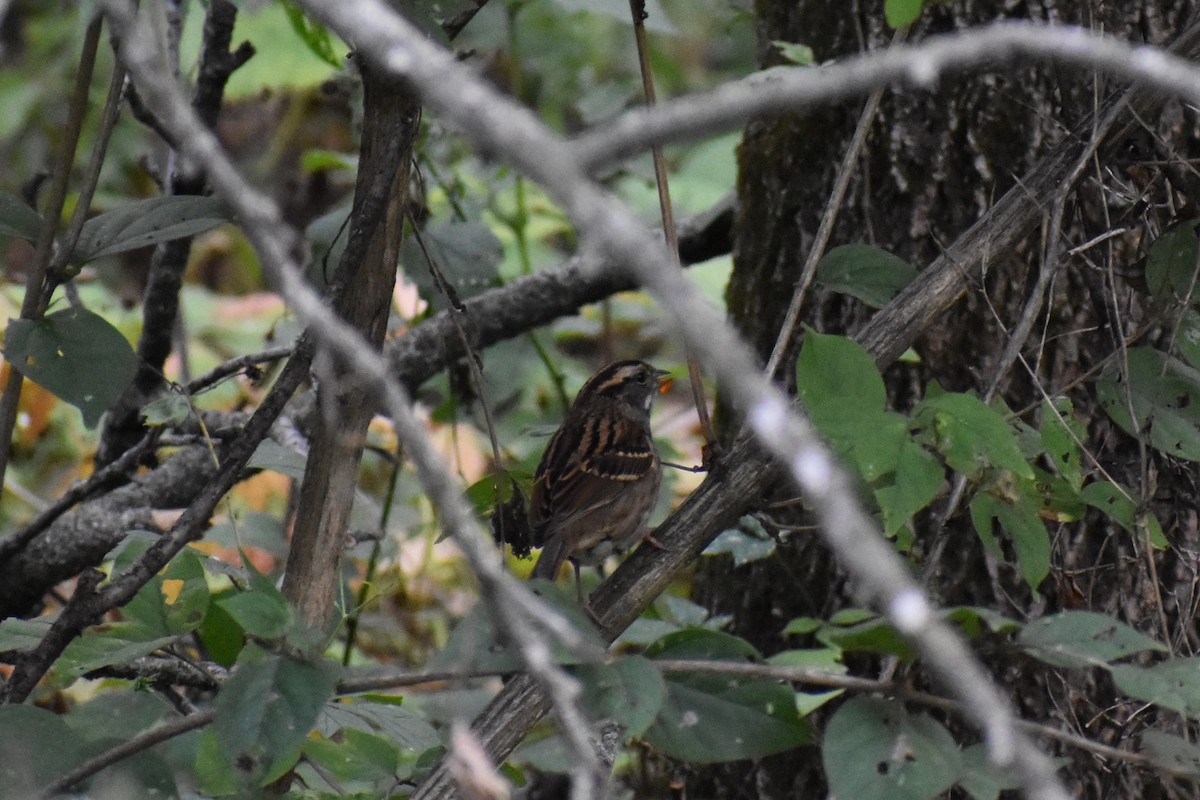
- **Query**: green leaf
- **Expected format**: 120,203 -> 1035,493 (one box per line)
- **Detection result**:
1040,397 -> 1083,491
304,728 -> 401,785
248,438 -> 309,480
823,697 -> 960,800
1145,219 -> 1200,303
1140,730 -> 1200,777
644,628 -> 759,665
644,677 -> 809,763
944,606 -> 1021,637
797,328 -> 886,415
0,617 -> 50,651
140,392 -> 192,427
121,549 -> 210,638
577,655 -> 666,738
1112,658 -> 1200,716
771,40 -> 814,66
57,630 -> 181,680
211,646 -> 340,787
1176,309 -> 1200,369
4,307 -> 137,427
215,569 -> 293,640
0,190 -> 42,240
317,701 -> 440,754
884,0 -> 925,28
401,219 -> 503,309
280,1 -> 342,67
957,743 -> 1022,800
818,616 -> 916,660
0,706 -> 88,797
703,525 -> 777,565
816,244 -> 917,308
1097,347 -> 1200,461
72,195 -> 231,264
914,392 -> 1034,480
967,490 -> 1051,590
874,439 -> 944,535
1018,611 -> 1166,669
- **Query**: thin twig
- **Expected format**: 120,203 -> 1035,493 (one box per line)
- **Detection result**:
628,0 -> 717,456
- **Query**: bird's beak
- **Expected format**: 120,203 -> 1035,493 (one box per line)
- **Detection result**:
656,368 -> 673,394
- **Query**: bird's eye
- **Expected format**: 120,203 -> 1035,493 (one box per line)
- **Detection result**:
634,372 -> 647,384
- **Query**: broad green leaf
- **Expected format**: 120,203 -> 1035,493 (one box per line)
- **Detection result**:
4,307 -> 137,427
317,701 -> 440,754
0,706 -> 88,797
248,438 -> 309,480
304,728 -> 401,785
0,190 -> 41,240
885,0 -> 926,29
140,392 -> 192,426
914,392 -> 1034,480
1145,219 -> 1200,303
57,630 -> 180,680
771,40 -> 814,66
875,438 -> 944,535
957,743 -> 1022,800
1140,730 -> 1200,777
817,616 -> 915,660
72,195 -> 231,264
1112,658 -> 1200,716
1097,347 -> 1200,461
766,648 -> 846,715
577,655 -> 666,738
944,606 -> 1021,637
0,617 -> 50,651
215,567 -> 293,640
704,524 -> 777,565
64,692 -> 172,742
1018,611 -> 1165,669
211,646 -> 340,787
280,1 -> 341,67
1176,309 -> 1200,369
121,549 -> 210,639
968,490 -> 1050,590
823,697 -> 960,800
1040,397 -> 1083,491
644,677 -> 809,763
815,244 -> 917,308
797,328 -> 886,415
401,219 -> 503,309
644,628 -> 759,665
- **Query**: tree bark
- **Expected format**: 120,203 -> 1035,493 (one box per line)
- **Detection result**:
280,64 -> 419,631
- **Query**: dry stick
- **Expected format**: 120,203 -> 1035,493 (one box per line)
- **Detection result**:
0,15 -> 103,492
627,0 -> 716,453
762,34 -> 899,380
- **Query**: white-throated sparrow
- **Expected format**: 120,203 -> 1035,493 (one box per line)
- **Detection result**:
529,360 -> 669,600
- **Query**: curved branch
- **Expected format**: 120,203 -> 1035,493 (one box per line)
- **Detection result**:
571,22 -> 1200,171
